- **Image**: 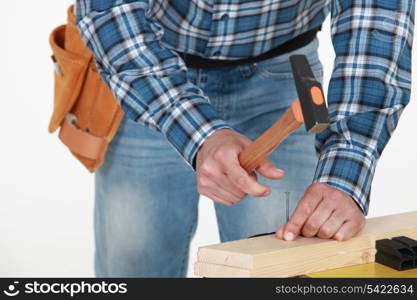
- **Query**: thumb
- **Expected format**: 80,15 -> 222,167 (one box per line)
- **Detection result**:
256,159 -> 285,180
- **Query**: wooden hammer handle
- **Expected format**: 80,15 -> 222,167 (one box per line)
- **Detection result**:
238,100 -> 304,173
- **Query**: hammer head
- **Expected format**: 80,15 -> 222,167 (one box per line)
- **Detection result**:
290,55 -> 329,133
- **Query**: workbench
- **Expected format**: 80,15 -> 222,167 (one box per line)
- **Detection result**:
308,262 -> 417,278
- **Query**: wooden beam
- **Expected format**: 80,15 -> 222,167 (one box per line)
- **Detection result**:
195,211 -> 417,277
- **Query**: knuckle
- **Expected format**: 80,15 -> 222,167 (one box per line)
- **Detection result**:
240,138 -> 251,147
328,215 -> 340,226
200,163 -> 215,178
308,182 -> 324,193
306,219 -> 320,232
234,177 -> 247,189
328,190 -> 342,201
321,198 -> 334,210
319,226 -> 332,238
300,202 -> 314,216
307,183 -> 319,192
301,225 -> 315,237
301,225 -> 314,236
291,220 -> 303,230
213,149 -> 227,161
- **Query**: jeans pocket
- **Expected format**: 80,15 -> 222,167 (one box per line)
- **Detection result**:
255,38 -> 323,79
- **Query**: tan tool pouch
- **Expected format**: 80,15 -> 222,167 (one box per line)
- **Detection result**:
48,5 -> 123,172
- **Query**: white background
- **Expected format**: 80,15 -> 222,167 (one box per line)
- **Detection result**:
1,1 -> 416,277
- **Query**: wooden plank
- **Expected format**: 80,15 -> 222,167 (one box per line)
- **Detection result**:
195,262 -> 251,277
195,211 -> 417,277
196,249 -> 376,277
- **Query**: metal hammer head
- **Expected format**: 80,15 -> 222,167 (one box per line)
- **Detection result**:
290,55 -> 329,133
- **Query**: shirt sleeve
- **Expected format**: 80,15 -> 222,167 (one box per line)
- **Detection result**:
75,0 -> 232,168
313,0 -> 414,215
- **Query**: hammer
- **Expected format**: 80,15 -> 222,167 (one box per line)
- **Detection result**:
238,55 -> 330,172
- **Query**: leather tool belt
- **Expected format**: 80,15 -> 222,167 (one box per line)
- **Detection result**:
48,5 -> 124,172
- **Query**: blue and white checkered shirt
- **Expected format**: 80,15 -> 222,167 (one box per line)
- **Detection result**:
76,0 -> 414,215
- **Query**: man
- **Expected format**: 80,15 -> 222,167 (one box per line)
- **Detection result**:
75,0 -> 414,277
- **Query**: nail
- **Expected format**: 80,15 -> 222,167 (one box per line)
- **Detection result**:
276,168 -> 285,174
284,232 -> 294,241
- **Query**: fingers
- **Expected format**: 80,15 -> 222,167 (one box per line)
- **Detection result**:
334,214 -> 366,241
280,186 -> 323,241
256,160 -> 285,180
334,220 -> 360,241
316,210 -> 345,239
276,226 -> 284,239
204,192 -> 234,206
276,183 -> 366,241
301,199 -> 335,238
198,166 -> 244,204
204,175 -> 245,204
225,158 -> 271,197
196,129 -> 285,207
217,177 -> 246,200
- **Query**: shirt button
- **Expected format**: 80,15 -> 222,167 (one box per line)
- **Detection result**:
220,14 -> 229,21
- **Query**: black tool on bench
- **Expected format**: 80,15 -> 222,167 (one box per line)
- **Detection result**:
375,236 -> 417,271
393,236 -> 417,266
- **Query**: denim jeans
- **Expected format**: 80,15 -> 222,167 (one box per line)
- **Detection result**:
95,38 -> 323,277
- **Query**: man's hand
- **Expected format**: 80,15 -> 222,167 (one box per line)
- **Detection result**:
276,183 -> 365,241
196,129 -> 285,206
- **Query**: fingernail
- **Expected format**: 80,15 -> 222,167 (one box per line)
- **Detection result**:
254,186 -> 266,195
284,232 -> 294,241
263,189 -> 271,196
276,168 -> 285,174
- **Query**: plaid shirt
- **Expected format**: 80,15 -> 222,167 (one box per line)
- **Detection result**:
76,0 -> 414,215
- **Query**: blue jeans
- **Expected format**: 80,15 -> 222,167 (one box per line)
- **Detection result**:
95,38 -> 323,277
